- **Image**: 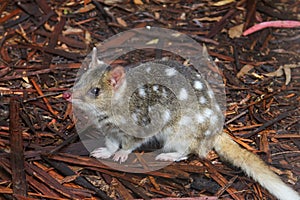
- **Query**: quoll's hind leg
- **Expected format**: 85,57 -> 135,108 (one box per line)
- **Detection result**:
155,133 -> 192,162
90,137 -> 119,159
155,152 -> 188,162
155,132 -> 200,162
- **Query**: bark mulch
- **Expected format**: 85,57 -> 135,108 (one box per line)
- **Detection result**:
0,0 -> 299,199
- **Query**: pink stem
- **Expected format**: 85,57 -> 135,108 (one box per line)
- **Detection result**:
243,20 -> 300,36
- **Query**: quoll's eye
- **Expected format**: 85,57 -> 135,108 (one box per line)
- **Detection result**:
90,87 -> 100,97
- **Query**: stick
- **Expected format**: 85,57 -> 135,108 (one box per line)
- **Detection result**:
9,97 -> 28,197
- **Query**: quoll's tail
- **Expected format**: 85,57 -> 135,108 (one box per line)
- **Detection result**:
213,132 -> 300,200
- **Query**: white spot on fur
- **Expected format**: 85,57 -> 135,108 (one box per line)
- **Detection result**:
138,88 -> 146,97
165,68 -> 177,76
195,113 -> 206,123
153,85 -> 159,91
210,115 -> 218,124
203,108 -> 213,118
135,108 -> 142,113
215,104 -> 221,112
146,67 -> 151,73
163,109 -> 171,123
118,116 -> 126,124
204,130 -> 211,136
207,89 -> 214,99
132,113 -> 138,122
179,88 -> 188,100
179,116 -> 192,126
199,96 -> 207,104
194,81 -> 203,90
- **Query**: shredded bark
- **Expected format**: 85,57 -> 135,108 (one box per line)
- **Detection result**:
0,0 -> 299,199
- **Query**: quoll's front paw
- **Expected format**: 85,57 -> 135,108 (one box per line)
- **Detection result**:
90,147 -> 113,159
113,149 -> 131,163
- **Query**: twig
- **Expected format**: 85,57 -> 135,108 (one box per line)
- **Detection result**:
42,157 -> 113,200
9,97 -> 27,197
243,107 -> 297,138
30,78 -> 58,116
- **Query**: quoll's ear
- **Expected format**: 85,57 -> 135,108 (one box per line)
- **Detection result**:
89,47 -> 104,68
202,44 -> 209,59
108,66 -> 125,90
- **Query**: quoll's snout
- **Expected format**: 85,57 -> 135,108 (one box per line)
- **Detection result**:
63,91 -> 72,102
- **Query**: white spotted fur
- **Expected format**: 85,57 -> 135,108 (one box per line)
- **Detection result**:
194,80 -> 203,90
178,88 -> 188,100
199,96 -> 207,104
165,68 -> 177,76
74,51 -> 300,200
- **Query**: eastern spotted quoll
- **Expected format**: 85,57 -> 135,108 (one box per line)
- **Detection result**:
64,47 -> 300,200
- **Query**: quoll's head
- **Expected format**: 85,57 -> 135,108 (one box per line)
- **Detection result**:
63,47 -> 126,114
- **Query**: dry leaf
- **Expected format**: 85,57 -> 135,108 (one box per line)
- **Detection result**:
264,63 -> 299,85
265,66 -> 283,77
65,1 -> 77,6
146,38 -> 159,45
63,26 -> 83,35
283,67 -> 291,85
84,0 -> 91,6
22,82 -> 32,89
212,0 -> 235,6
228,24 -> 244,39
134,0 -> 144,5
154,12 -> 160,19
44,22 -> 54,31
22,77 -> 29,83
251,72 -> 264,79
180,13 -> 186,20
282,64 -> 299,85
61,43 -> 68,50
154,0 -> 180,3
237,64 -> 254,78
74,4 -> 95,13
194,16 -> 222,22
116,17 -> 127,27
85,31 -> 92,45
60,174 -> 79,184
103,0 -> 125,5
270,166 -> 284,175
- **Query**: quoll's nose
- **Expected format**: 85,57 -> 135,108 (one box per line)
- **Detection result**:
63,91 -> 72,101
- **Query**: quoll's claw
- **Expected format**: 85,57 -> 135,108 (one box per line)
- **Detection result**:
113,150 -> 131,163
90,147 -> 113,159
